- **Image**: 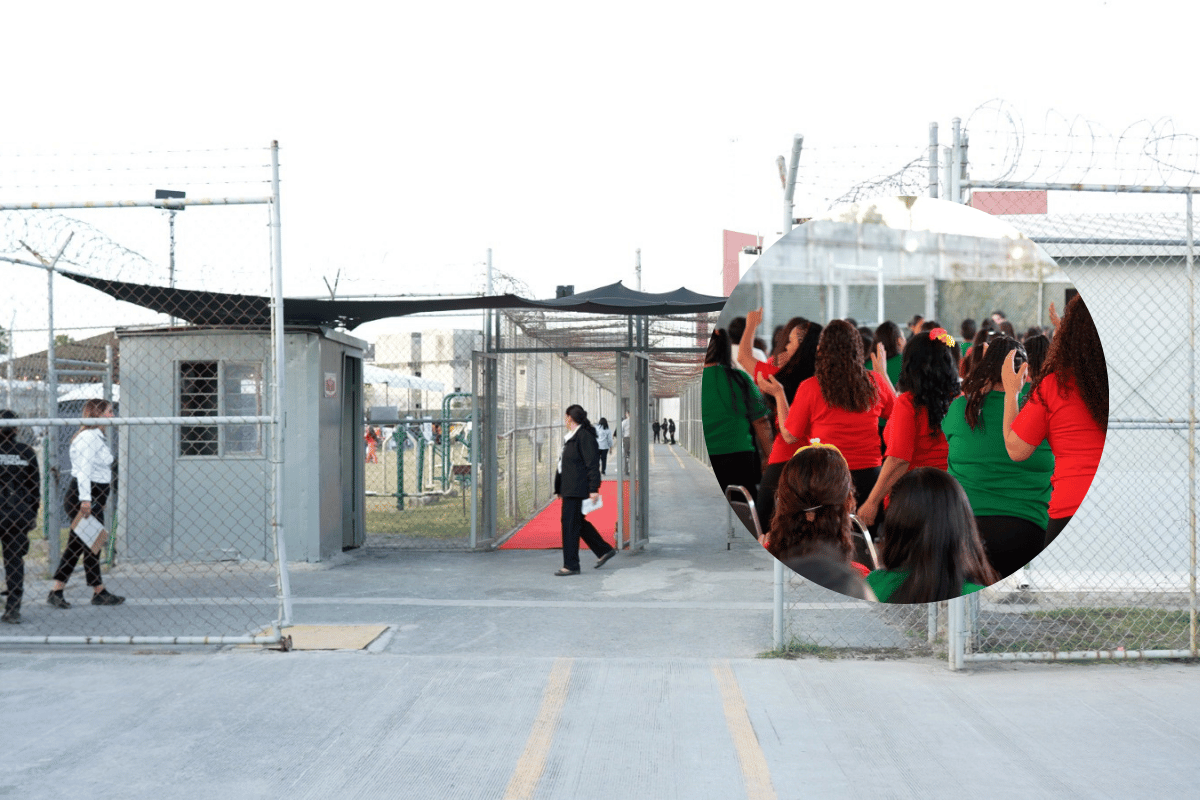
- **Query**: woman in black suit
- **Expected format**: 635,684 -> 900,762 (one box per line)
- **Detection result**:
555,404 -> 618,576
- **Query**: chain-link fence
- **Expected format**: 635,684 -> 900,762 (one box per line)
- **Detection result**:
0,147 -> 288,644
953,194 -> 1198,664
698,107 -> 1200,665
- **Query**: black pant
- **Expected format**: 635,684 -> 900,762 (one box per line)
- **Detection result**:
849,466 -> 882,565
54,480 -> 109,587
710,450 -> 761,503
1045,515 -> 1072,548
974,515 -> 1047,580
598,449 -> 609,475
1,526 -> 29,612
560,496 -> 614,571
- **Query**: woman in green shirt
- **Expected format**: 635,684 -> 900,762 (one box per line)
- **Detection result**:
943,336 -> 1054,578
866,467 -> 999,603
702,329 -> 770,503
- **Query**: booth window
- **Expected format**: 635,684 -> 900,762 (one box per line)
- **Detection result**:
179,360 -> 263,457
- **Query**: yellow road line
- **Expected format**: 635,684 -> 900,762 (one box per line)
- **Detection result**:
503,658 -> 573,800
713,661 -> 777,800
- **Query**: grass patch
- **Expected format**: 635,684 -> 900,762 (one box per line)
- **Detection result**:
978,607 -> 1194,653
758,639 -> 916,660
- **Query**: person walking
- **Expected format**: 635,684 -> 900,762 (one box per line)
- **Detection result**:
668,418 -> 676,444
554,405 -> 617,576
0,410 -> 40,624
48,398 -> 125,608
595,417 -> 613,475
652,419 -> 661,443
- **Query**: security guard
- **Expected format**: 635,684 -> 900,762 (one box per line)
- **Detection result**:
0,410 -> 41,624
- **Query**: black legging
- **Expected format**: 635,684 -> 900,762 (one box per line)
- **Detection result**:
974,515 -> 1047,579
598,449 -> 609,474
53,479 -> 109,587
1045,516 -> 1072,548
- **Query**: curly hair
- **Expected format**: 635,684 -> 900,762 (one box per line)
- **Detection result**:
898,330 -> 961,432
961,336 -> 1026,430
879,468 -> 999,603
872,321 -> 904,359
768,446 -> 856,563
815,320 -> 877,413
1030,294 -> 1108,429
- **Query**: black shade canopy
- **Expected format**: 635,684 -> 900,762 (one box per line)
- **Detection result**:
59,269 -> 727,329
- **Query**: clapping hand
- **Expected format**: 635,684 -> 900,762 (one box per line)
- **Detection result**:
756,373 -> 784,398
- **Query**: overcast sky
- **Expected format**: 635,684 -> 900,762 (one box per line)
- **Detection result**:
3,0 -> 1199,349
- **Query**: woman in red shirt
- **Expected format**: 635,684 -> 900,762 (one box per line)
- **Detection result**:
762,320 -> 895,537
1002,294 -> 1108,547
858,328 -> 961,526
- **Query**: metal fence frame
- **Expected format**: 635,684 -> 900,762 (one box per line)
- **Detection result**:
0,143 -> 289,646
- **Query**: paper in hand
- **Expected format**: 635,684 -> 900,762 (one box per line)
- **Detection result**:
581,495 -> 603,515
73,514 -> 107,549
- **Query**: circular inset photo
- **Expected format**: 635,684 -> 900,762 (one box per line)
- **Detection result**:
704,196 -> 1107,603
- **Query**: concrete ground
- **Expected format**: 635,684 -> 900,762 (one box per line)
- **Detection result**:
2,443 -> 1198,799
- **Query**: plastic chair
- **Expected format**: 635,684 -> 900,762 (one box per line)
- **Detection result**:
724,485 -> 763,549
849,514 -> 880,570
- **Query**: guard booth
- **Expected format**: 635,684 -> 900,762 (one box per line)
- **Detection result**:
116,325 -> 366,564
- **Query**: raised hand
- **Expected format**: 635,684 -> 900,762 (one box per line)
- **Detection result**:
1002,348 -> 1028,394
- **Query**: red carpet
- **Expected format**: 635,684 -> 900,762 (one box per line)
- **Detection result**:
500,480 -> 626,549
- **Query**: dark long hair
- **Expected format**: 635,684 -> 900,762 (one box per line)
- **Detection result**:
898,330 -> 961,432
815,320 -> 877,413
706,329 -> 758,420
961,336 -> 1026,430
1022,333 -> 1049,381
768,446 -> 856,562
872,321 -> 904,360
705,328 -> 732,366
1031,294 -> 1108,429
565,404 -> 596,437
879,468 -> 999,603
960,320 -> 995,379
773,319 -> 818,406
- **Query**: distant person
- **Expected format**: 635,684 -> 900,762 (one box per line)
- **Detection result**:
907,315 -> 924,337
621,411 -> 630,469
662,417 -> 670,445
0,410 -> 40,624
870,321 -> 905,390
668,419 -> 676,444
867,468 -> 1000,603
49,398 -> 125,608
991,309 -> 1008,327
652,419 -> 661,443
554,404 -> 617,576
919,320 -> 941,333
595,417 -> 613,475
365,425 -> 378,463
1022,333 -> 1050,383
959,318 -> 977,358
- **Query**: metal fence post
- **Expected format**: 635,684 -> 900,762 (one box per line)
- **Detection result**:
1189,191 -> 1198,657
